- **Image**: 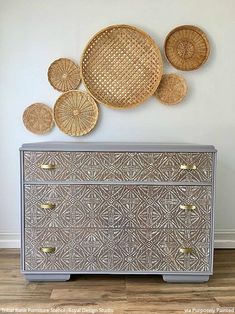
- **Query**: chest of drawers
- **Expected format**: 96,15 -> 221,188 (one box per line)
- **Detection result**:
20,142 -> 217,282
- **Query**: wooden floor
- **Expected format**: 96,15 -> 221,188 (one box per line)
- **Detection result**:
0,249 -> 235,314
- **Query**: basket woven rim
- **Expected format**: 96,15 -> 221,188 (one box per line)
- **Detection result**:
53,90 -> 99,137
48,58 -> 81,92
23,103 -> 54,134
164,25 -> 210,71
80,24 -> 163,109
154,73 -> 188,105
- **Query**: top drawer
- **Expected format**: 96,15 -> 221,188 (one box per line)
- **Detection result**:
23,151 -> 213,183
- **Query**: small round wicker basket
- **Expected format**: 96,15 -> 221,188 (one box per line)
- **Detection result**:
54,91 -> 98,136
48,58 -> 81,92
164,25 -> 210,71
23,103 -> 54,134
154,73 -> 187,105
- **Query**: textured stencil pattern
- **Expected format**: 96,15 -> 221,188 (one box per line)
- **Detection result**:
24,151 -> 213,183
24,228 -> 210,272
25,184 -> 212,230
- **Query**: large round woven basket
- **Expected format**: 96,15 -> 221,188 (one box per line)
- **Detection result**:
164,25 -> 210,71
81,24 -> 163,109
48,58 -> 81,92
54,91 -> 98,136
23,103 -> 54,134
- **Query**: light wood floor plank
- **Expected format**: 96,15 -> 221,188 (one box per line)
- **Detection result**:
0,249 -> 235,313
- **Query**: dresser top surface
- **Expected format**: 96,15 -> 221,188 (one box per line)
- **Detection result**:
20,142 -> 217,153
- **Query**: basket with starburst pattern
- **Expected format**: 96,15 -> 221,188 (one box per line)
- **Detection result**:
48,58 -> 81,92
23,103 -> 54,134
81,24 -> 163,109
164,25 -> 210,71
54,91 -> 98,136
154,73 -> 187,105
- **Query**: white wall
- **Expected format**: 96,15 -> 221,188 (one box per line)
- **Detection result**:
0,0 -> 235,247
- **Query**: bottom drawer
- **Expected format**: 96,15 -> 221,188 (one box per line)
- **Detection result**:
24,228 -> 211,272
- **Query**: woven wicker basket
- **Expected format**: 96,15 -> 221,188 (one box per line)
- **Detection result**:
23,103 -> 54,134
54,91 -> 98,136
164,25 -> 210,71
81,24 -> 163,109
48,58 -> 81,92
154,73 -> 187,105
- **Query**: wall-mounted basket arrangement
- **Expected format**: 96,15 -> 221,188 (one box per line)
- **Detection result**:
22,24 -> 210,136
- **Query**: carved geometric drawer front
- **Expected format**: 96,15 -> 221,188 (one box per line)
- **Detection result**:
23,151 -> 213,183
24,227 -> 210,272
24,184 -> 212,230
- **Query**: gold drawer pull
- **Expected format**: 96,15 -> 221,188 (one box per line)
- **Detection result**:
179,247 -> 193,254
180,164 -> 197,170
40,202 -> 56,209
40,163 -> 56,170
40,247 -> 55,253
180,204 -> 196,211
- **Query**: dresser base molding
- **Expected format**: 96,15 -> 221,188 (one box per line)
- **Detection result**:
23,272 -> 210,283
24,274 -> 70,282
162,275 -> 209,283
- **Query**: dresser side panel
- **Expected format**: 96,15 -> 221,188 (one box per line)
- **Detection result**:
20,150 -> 25,272
210,152 -> 217,273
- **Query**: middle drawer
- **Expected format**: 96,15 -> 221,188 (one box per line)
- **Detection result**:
24,184 -> 212,229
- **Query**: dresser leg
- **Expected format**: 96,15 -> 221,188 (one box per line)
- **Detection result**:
24,274 -> 71,281
162,275 -> 209,283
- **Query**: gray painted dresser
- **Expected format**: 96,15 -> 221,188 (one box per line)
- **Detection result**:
20,142 -> 217,282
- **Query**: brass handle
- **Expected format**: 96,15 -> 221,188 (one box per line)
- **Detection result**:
40,202 -> 56,209
180,164 -> 197,170
40,247 -> 55,253
40,163 -> 56,170
180,204 -> 196,211
179,247 -> 193,254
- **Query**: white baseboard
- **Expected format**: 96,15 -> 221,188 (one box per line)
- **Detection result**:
0,230 -> 235,249
214,229 -> 235,248
0,233 -> 20,248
